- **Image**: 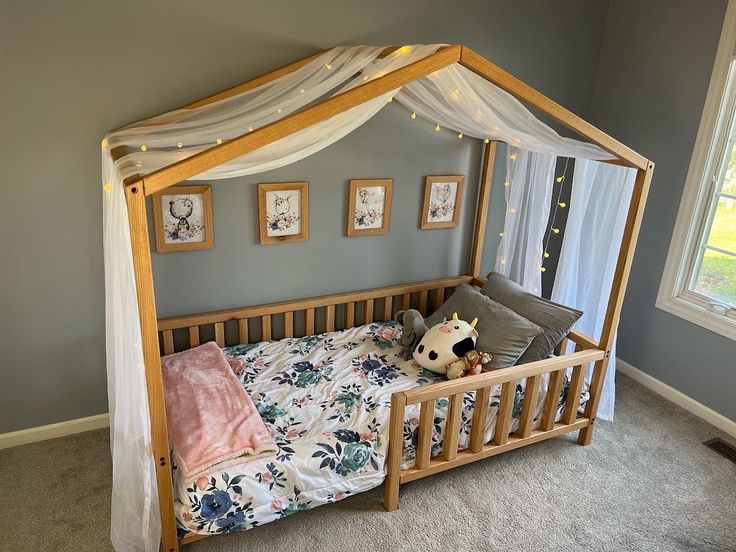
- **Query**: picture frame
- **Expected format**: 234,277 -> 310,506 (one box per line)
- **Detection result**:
421,175 -> 465,229
258,181 -> 309,244
152,185 -> 214,253
346,179 -> 393,237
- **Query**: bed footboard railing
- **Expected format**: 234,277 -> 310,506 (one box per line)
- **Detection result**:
383,344 -> 605,511
157,275 -> 474,355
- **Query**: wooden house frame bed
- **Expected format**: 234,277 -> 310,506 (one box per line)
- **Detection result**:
111,45 -> 653,551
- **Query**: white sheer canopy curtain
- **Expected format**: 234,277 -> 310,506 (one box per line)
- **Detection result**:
494,147 -> 555,294
102,44 -> 624,551
551,159 -> 636,421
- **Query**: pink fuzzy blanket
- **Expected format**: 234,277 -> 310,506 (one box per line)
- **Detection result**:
161,341 -> 277,483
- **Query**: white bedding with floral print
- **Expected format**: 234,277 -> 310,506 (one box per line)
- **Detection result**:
173,321 -> 588,537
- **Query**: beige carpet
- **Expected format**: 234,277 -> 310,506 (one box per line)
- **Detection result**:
1,374 -> 735,552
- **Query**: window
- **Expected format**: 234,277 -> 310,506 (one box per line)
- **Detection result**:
657,2 -> 736,340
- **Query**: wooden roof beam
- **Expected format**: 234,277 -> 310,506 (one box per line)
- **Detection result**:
458,46 -> 649,170
140,45 -> 462,195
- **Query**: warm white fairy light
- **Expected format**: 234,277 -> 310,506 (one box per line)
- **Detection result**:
542,157 -> 571,274
544,252 -> 550,258
504,181 -> 510,187
410,112 -> 417,119
387,96 -> 393,102
277,108 -> 283,113
300,88 -> 305,94
551,227 -> 560,234
510,152 -> 518,160
510,208 -> 516,214
135,161 -> 143,167
540,266 -> 547,272
216,138 -> 223,144
556,176 -> 564,183
140,145 -> 147,152
248,127 -> 253,132
101,138 -> 108,148
457,132 -> 463,139
363,75 -> 369,81
103,182 -> 112,192
325,63 -> 332,70
177,142 -> 183,148
499,232 -> 504,237
484,138 -> 490,144
558,202 -> 566,208
435,123 -> 441,132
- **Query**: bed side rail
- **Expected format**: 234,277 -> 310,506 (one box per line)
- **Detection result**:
383,340 -> 606,510
156,275 -> 474,355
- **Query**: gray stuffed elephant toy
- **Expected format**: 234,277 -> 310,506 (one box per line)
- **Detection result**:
394,309 -> 429,360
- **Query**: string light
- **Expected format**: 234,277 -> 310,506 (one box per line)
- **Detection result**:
510,152 -> 518,160
484,138 -> 490,144
542,157 -> 571,268
101,138 -> 108,148
510,208 -> 516,214
500,259 -> 506,265
177,142 -> 183,148
325,63 -> 332,70
435,123 -> 441,132
540,267 -> 547,272
363,75 -> 369,81
387,96 -> 393,102
457,132 -> 463,139
277,108 -> 283,113
140,145 -> 147,152
410,112 -> 417,119
499,232 -> 504,237
248,127 -> 253,132
103,182 -> 112,192
504,180 -> 510,187
216,138 -> 223,144
135,161 -> 143,167
300,88 -> 305,94
399,46 -> 410,54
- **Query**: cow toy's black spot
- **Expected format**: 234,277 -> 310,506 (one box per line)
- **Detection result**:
418,344 -> 424,354
428,350 -> 438,361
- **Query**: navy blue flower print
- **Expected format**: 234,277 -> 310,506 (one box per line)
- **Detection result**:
199,490 -> 232,520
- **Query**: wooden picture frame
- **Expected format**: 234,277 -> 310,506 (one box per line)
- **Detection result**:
258,181 -> 309,244
346,179 -> 393,236
152,185 -> 214,253
421,175 -> 465,229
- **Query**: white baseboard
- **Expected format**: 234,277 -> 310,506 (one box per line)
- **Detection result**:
617,358 -> 736,438
0,413 -> 110,450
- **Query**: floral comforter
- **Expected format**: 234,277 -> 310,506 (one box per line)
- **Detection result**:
173,322 -> 588,537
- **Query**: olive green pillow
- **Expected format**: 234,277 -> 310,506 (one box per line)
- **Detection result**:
425,283 -> 543,369
480,272 -> 583,364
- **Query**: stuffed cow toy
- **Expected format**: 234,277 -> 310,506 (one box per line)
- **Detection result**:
413,313 -> 480,378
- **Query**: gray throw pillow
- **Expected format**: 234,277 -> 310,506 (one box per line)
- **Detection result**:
480,272 -> 583,364
426,283 -> 543,369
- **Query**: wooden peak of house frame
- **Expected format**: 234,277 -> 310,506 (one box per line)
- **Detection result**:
115,44 -> 649,196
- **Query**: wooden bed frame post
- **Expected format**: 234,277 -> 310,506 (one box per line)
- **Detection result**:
469,140 -> 498,277
577,162 -> 654,445
124,182 -> 180,552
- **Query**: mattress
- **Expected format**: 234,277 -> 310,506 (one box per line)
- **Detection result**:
173,321 -> 588,536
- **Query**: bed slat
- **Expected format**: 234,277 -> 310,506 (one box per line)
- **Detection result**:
364,299 -> 374,324
162,330 -> 174,355
383,296 -> 392,320
401,293 -> 410,311
326,305 -> 335,332
305,308 -> 315,335
188,326 -> 200,347
469,385 -> 491,452
518,375 -> 540,438
284,312 -> 293,338
541,369 -> 565,431
433,288 -> 445,310
237,319 -> 249,344
261,315 -> 271,341
345,302 -> 355,328
418,290 -> 428,315
493,381 -> 515,445
214,322 -> 225,347
562,363 -> 585,424
442,393 -> 463,461
416,399 -> 435,469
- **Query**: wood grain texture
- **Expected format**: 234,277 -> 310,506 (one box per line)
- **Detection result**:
459,47 -> 648,169
237,319 -> 249,344
382,296 -> 392,321
214,322 -> 225,347
124,184 -> 179,552
518,375 -> 540,438
416,399 -> 435,469
469,141 -> 497,276
442,393 -> 463,461
469,386 -> 491,452
493,381 -> 515,446
261,315 -> 272,341
188,326 -> 200,348
562,364 -> 585,424
305,308 -> 315,335
325,305 -> 335,332
364,299 -> 374,324
345,302 -> 355,328
384,392 -> 407,511
541,369 -> 565,431
284,312 -> 293,338
162,330 -> 174,355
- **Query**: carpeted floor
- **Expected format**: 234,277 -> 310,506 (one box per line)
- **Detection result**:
1,374 -> 734,552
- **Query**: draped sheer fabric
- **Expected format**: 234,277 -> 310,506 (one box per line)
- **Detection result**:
551,159 -> 636,421
102,45 -> 620,550
494,147 -> 555,294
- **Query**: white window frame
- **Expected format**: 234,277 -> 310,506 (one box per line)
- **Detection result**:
657,0 -> 736,341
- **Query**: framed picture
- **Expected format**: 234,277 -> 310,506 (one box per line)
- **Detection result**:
258,181 -> 309,244
346,179 -> 393,237
152,185 -> 214,253
421,175 -> 465,229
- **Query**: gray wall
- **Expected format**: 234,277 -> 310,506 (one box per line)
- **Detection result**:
589,0 -> 736,420
0,0 -> 611,433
